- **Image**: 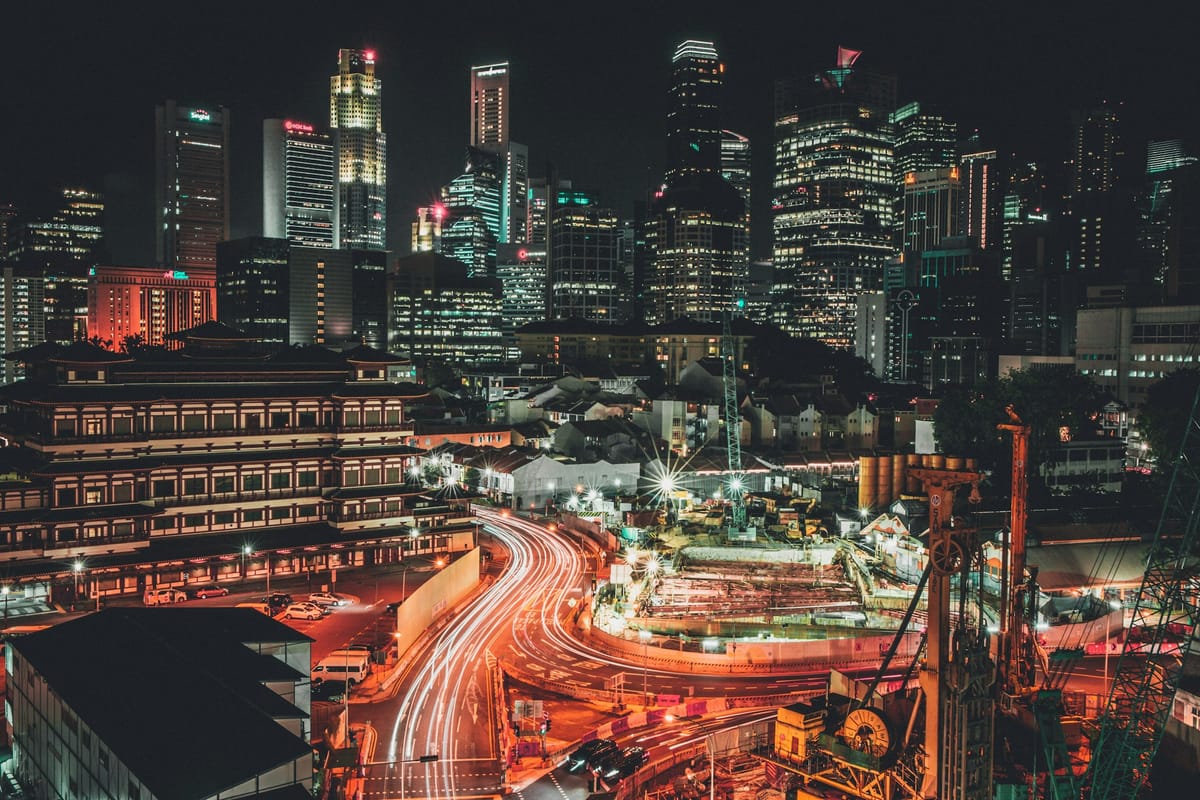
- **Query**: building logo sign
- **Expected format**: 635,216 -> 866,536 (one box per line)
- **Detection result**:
477,67 -> 507,77
284,120 -> 314,133
189,109 -> 212,123
162,270 -> 190,280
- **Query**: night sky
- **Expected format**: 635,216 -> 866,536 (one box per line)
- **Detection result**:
3,1 -> 1197,262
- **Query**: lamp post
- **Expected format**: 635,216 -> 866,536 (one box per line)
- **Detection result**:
2,585 -> 9,626
72,560 -> 84,608
242,545 -> 251,582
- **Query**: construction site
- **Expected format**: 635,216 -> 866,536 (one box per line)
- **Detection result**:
585,397 -> 1199,800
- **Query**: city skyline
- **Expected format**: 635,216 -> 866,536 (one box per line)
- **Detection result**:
2,3 -> 1198,263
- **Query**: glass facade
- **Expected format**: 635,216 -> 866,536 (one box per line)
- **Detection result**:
330,49 -> 387,250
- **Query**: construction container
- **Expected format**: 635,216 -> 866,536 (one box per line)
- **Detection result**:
858,456 -> 878,511
877,455 -> 893,508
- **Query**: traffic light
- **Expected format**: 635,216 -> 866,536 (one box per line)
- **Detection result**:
545,717 -> 552,732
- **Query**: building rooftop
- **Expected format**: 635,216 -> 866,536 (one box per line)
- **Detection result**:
12,608 -> 314,800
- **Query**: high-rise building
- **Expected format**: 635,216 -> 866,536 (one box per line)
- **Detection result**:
1001,160 -> 1049,280
263,119 -> 336,248
155,101 -> 230,271
469,61 -> 525,245
1,265 -> 44,383
288,246 -> 352,347
440,147 -> 502,278
496,243 -> 547,356
720,130 -> 752,219
548,192 -> 621,323
959,147 -> 1000,251
1138,140 -> 1200,300
470,62 -> 509,150
1065,103 -> 1122,273
412,206 -> 445,253
216,237 -> 291,342
902,168 -> 962,254
772,48 -> 897,347
87,265 -> 217,347
389,252 -> 505,363
0,203 -> 18,263
351,249 -> 389,349
330,49 -> 386,250
665,40 -> 722,183
892,102 -> 957,175
19,188 -> 106,343
646,41 -> 748,325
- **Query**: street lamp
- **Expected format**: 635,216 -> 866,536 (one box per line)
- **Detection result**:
242,545 -> 252,581
73,560 -> 84,606
2,585 -> 9,626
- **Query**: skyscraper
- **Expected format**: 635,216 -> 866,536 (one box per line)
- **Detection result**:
1065,103 -> 1122,273
548,191 -> 621,323
330,49 -> 386,250
469,62 -> 526,244
440,147 -> 502,278
772,48 -> 897,347
155,101 -> 230,271
892,102 -> 957,175
645,40 -> 748,325
665,40 -> 722,183
959,147 -> 999,251
902,168 -> 962,254
263,119 -> 337,248
470,62 -> 509,150
216,237 -> 291,342
1,265 -> 44,383
720,130 -> 752,219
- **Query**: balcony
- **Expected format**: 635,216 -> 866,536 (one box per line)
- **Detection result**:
151,486 -> 324,507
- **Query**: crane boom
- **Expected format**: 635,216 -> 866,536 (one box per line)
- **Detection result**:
722,308 -> 745,529
1085,384 -> 1200,800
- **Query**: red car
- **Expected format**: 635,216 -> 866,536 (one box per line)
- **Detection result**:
193,584 -> 230,599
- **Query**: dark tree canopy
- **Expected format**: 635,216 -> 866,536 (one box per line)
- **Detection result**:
1138,368 -> 1200,475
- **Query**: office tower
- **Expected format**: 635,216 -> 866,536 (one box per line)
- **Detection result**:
902,168 -> 962,254
87,266 -> 217,347
470,62 -> 509,149
721,130 -> 752,219
351,249 -> 388,348
1001,161 -> 1048,280
855,291 -> 888,378
772,48 -> 897,347
959,146 -> 999,251
526,177 -> 562,246
497,243 -> 548,356
155,101 -> 230,271
469,61 -> 526,245
1,265 -> 44,383
412,206 -> 444,253
389,252 -> 505,364
645,40 -> 748,325
892,102 -> 957,175
19,188 -> 106,343
330,49 -> 386,250
288,246 -> 353,347
665,40 -> 722,183
216,237 -> 291,342
440,147 -> 502,277
0,203 -> 18,262
1137,140 -> 1199,299
547,192 -> 621,322
1064,103 -> 1121,273
263,119 -> 336,248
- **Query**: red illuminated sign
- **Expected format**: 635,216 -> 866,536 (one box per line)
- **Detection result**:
284,120 -> 314,133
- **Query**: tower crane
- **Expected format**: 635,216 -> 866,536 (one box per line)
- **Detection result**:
722,300 -> 747,532
1085,384 -> 1200,800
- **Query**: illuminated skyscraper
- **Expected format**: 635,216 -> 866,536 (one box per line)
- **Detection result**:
440,147 -> 502,277
772,48 -> 897,347
263,119 -> 337,248
20,187 -> 105,343
331,49 -> 387,250
548,191 -> 621,322
1065,103 -> 1123,273
720,130 -> 752,218
665,40 -> 722,183
155,101 -> 230,271
892,102 -> 956,175
470,62 -> 509,150
411,206 -> 445,253
646,41 -> 748,325
959,146 -> 999,251
470,62 -> 526,244
902,168 -> 962,254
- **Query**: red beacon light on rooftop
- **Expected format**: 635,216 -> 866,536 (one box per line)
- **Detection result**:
364,50 -> 376,62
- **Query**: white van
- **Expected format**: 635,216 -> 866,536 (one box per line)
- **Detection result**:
311,650 -> 371,685
143,588 -> 187,606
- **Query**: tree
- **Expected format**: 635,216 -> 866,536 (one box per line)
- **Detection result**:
1138,368 -> 1200,475
462,467 -> 481,492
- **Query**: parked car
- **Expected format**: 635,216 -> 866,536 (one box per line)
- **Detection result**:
284,603 -> 324,620
567,739 -> 616,773
193,584 -> 229,599
602,746 -> 646,779
311,679 -> 349,703
143,588 -> 187,606
307,592 -> 344,607
263,592 -> 292,608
